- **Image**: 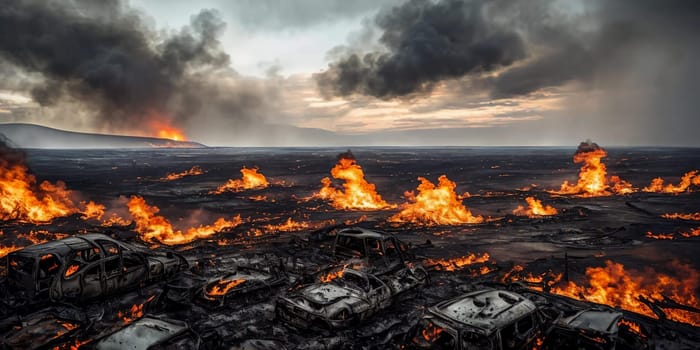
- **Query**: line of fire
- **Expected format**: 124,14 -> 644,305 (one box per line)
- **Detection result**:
1,140 -> 700,349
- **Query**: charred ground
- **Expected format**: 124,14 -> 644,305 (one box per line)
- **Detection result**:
2,147 -> 700,348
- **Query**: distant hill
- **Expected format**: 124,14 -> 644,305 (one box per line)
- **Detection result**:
0,123 -> 206,149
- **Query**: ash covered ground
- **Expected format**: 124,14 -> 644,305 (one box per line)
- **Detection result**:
2,146 -> 700,349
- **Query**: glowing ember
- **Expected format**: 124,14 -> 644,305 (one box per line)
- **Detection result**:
127,195 -> 242,245
424,253 -> 491,271
643,170 -> 700,194
313,151 -> 393,210
320,267 -> 346,283
101,213 -> 132,227
80,201 -> 105,220
160,166 -> 204,181
421,322 -> 444,342
503,265 -> 563,291
646,227 -> 700,240
662,212 -> 700,221
212,167 -> 269,194
512,197 -> 558,217
65,264 -> 79,277
263,217 -> 311,232
206,278 -> 245,296
549,141 -> 634,197
551,260 -> 700,326
389,175 -> 483,225
117,303 -> 145,324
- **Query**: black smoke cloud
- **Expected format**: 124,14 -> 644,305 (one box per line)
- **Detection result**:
0,0 -> 265,133
316,0 -> 700,102
315,0 -> 525,98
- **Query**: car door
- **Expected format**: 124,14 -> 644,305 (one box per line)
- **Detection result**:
367,274 -> 392,310
98,240 -> 125,295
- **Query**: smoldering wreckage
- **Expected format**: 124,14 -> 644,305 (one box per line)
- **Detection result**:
1,144 -> 700,349
0,225 -> 697,350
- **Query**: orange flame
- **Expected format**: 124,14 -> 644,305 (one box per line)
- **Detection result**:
206,278 -> 245,296
320,267 -> 346,283
389,175 -> 483,225
263,217 -> 311,232
421,322 -> 444,342
513,197 -> 558,217
160,166 -> 204,181
0,159 -> 78,223
117,303 -> 145,324
65,264 -> 80,277
0,244 -> 20,258
424,253 -> 491,271
662,212 -> 700,221
148,118 -> 186,141
127,195 -> 242,245
646,227 -> 700,240
212,167 -> 269,194
643,170 -> 700,194
551,260 -> 700,326
80,201 -> 105,220
314,155 -> 393,210
618,319 -> 644,336
549,143 -> 634,197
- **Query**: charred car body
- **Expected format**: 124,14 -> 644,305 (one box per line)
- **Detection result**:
94,316 -> 200,350
407,289 -> 545,350
5,234 -> 187,303
332,227 -> 418,275
197,266 -> 285,308
277,267 -> 425,330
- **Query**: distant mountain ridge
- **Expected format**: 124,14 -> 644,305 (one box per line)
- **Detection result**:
0,123 -> 206,149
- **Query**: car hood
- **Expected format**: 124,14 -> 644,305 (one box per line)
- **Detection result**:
298,283 -> 362,305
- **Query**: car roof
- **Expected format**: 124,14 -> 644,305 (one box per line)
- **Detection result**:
10,233 -> 123,258
430,289 -> 537,335
336,227 -> 392,239
95,316 -> 189,350
558,309 -> 622,334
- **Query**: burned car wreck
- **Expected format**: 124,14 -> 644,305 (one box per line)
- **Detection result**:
277,266 -> 426,330
4,234 -> 187,304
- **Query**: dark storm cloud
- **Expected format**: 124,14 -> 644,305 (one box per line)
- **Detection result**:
315,0 -> 526,98
316,0 -> 700,101
0,0 -> 268,131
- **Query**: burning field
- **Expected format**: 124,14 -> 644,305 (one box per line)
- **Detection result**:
1,141 -> 700,349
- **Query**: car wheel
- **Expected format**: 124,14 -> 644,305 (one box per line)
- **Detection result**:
414,269 -> 429,286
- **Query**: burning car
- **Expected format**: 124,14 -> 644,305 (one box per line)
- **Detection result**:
1,307 -> 85,350
276,267 -> 424,330
93,316 -> 200,350
333,227 -> 420,274
545,308 -> 647,350
197,266 -> 286,308
406,288 -> 545,350
5,233 -> 187,302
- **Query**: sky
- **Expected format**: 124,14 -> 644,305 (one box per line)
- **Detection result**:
0,0 -> 698,146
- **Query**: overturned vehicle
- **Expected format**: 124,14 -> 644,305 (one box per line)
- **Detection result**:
276,266 -> 426,330
5,233 -> 187,303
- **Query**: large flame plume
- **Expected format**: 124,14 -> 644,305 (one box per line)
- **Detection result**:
512,197 -> 558,217
643,170 -> 700,194
160,166 -> 204,181
549,141 -> 634,197
551,260 -> 700,326
314,151 -> 393,210
127,195 -> 242,245
389,175 -> 483,225
148,117 -> 186,141
212,167 -> 269,194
